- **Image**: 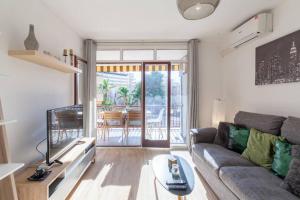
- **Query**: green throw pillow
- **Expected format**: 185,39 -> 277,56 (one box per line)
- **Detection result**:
272,139 -> 292,177
242,128 -> 283,169
228,125 -> 250,153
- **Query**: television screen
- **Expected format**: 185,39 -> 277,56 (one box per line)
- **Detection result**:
46,105 -> 83,164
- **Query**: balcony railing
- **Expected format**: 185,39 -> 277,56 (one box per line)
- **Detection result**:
96,104 -> 184,145
96,104 -> 182,128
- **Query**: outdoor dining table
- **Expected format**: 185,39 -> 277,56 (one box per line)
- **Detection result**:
97,110 -> 151,121
96,109 -> 151,132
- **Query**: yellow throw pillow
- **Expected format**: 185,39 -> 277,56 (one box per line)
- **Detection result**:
242,128 -> 283,169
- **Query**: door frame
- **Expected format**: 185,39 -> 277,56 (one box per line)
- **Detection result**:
141,62 -> 171,148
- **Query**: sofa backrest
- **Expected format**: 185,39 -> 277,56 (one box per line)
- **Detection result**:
281,116 -> 300,145
234,111 -> 286,135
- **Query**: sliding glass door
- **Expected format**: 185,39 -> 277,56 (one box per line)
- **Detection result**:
96,63 -> 142,146
142,62 -> 171,147
95,48 -> 187,147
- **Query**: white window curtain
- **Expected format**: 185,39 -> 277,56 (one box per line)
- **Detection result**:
84,39 -> 97,137
186,39 -> 200,150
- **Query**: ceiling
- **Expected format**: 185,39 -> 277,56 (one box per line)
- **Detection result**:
41,0 -> 283,41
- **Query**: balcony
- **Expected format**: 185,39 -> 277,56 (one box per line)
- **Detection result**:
96,105 -> 184,146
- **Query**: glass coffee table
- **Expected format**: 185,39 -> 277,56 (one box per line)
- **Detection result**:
151,155 -> 194,199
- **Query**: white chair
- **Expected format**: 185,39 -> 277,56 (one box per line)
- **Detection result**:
125,111 -> 142,141
146,109 -> 165,139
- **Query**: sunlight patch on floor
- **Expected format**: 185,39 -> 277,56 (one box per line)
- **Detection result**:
136,164 -> 154,199
70,163 -> 113,199
68,149 -> 218,200
95,163 -> 113,182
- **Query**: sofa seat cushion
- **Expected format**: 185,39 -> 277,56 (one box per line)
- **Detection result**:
192,143 -> 253,176
219,166 -> 299,200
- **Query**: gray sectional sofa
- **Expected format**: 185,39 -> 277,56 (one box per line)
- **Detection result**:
191,111 -> 300,200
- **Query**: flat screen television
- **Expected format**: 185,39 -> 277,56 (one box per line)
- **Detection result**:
46,105 -> 83,165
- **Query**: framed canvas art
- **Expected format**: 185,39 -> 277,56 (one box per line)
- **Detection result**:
256,30 -> 300,85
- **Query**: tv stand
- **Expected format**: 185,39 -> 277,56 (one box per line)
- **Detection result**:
15,137 -> 96,200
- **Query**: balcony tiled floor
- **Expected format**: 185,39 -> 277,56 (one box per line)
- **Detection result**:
96,128 -> 184,146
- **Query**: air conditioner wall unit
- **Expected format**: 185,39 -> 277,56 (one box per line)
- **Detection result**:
228,13 -> 273,50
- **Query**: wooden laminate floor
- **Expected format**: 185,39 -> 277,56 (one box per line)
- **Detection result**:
67,148 -> 218,200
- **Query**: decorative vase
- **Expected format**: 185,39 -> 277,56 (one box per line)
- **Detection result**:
24,24 -> 39,50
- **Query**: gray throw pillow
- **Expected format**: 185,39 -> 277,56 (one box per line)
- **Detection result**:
292,145 -> 300,157
281,145 -> 300,197
214,122 -> 231,147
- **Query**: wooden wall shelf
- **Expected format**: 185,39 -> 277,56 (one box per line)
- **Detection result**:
8,50 -> 82,74
0,163 -> 24,181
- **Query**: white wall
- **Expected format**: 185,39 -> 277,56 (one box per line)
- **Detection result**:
198,40 -> 222,127
221,0 -> 300,122
0,0 -> 83,164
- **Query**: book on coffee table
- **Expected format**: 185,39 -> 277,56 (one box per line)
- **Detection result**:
166,178 -> 187,190
166,179 -> 186,185
167,183 -> 187,190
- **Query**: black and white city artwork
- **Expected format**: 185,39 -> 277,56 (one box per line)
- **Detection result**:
256,30 -> 300,85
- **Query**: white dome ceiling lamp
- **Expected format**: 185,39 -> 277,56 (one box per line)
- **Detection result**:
177,0 -> 220,20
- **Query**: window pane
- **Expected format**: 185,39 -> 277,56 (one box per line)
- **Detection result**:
123,50 -> 154,60
97,50 -> 120,61
157,50 -> 187,61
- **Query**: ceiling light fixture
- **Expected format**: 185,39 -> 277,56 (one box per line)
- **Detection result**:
177,0 -> 220,20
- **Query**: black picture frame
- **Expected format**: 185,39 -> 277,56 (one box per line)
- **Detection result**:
255,30 -> 300,85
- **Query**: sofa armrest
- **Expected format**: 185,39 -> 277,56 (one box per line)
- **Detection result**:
190,128 -> 217,145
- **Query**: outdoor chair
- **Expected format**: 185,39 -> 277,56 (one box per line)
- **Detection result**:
103,111 -> 126,141
146,108 -> 165,139
125,111 -> 142,140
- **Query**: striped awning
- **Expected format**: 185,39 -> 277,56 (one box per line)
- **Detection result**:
96,64 -> 181,72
